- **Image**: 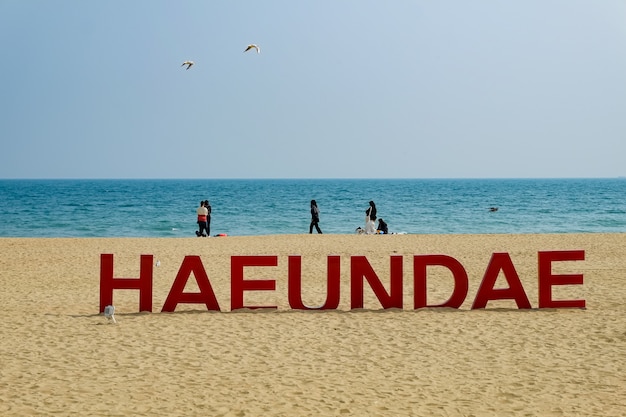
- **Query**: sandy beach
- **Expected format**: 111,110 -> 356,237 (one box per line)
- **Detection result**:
0,233 -> 625,416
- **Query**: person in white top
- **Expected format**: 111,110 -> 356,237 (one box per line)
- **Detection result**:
195,201 -> 209,237
364,201 -> 377,234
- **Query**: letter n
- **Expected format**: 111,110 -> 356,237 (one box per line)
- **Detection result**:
472,252 -> 532,309
350,256 -> 403,309
288,256 -> 340,310
161,256 -> 221,312
99,254 -> 153,313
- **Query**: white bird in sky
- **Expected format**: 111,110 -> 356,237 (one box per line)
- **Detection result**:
181,61 -> 194,70
244,44 -> 260,54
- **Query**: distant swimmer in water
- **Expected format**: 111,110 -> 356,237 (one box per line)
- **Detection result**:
181,61 -> 194,69
489,207 -> 499,212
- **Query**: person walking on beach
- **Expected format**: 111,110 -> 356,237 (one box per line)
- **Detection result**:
196,201 -> 209,237
365,200 -> 377,234
309,200 -> 322,234
204,199 -> 212,237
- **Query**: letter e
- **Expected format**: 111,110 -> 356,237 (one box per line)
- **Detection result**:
538,250 -> 585,308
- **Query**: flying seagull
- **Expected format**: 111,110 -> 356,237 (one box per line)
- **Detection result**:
244,44 -> 260,54
181,61 -> 194,69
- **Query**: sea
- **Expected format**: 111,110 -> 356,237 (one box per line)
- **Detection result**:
0,178 -> 625,237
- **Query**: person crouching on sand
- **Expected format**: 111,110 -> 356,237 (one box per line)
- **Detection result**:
377,218 -> 388,234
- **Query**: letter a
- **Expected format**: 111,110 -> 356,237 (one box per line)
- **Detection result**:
472,252 -> 532,309
162,256 -> 221,312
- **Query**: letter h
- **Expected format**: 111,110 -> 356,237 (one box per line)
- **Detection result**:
99,254 -> 153,313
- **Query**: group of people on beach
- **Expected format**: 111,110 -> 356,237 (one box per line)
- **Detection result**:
359,200 -> 388,235
310,199 -> 388,235
195,198 -> 387,236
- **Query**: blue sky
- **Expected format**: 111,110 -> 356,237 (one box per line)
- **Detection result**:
1,1 -> 625,179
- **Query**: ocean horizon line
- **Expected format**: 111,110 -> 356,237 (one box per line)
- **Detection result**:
1,176 -> 625,181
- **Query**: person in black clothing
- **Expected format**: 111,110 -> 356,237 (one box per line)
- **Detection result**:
309,200 -> 322,234
366,200 -> 377,222
204,200 -> 212,237
377,218 -> 388,234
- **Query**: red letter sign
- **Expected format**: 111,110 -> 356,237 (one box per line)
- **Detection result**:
231,256 -> 277,310
99,254 -> 153,313
350,256 -> 403,309
472,253 -> 532,309
413,255 -> 469,309
288,256 -> 341,310
161,256 -> 221,312
538,250 -> 585,308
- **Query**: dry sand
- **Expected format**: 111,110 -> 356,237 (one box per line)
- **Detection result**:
0,234 -> 625,416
